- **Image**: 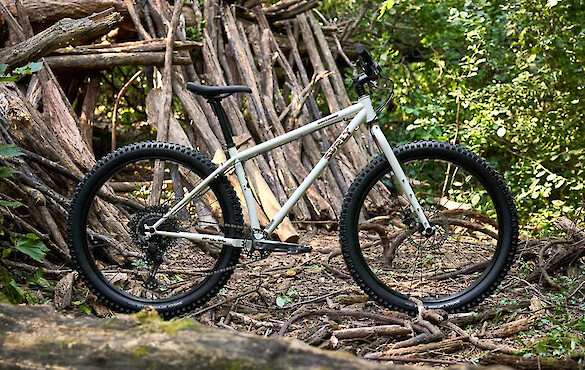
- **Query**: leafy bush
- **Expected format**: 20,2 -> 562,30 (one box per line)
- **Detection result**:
0,145 -> 50,303
324,0 -> 585,233
0,62 -> 43,82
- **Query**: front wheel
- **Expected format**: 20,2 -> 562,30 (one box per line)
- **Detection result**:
340,141 -> 518,314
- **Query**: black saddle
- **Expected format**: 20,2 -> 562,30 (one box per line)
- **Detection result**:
186,82 -> 251,99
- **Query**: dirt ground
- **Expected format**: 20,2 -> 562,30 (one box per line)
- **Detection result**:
117,227 -> 580,368
63,225 -> 585,369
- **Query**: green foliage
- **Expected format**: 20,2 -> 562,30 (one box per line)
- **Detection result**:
0,145 -> 22,180
0,200 -> 22,208
72,299 -> 93,315
0,62 -> 43,82
0,167 -> 16,178
276,295 -> 292,307
12,233 -> 49,262
27,268 -> 50,289
0,145 -> 24,158
324,0 -> 585,233
93,66 -> 153,156
522,315 -> 585,357
276,289 -> 300,307
0,265 -> 47,304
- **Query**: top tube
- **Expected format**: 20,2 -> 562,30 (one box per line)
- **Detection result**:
234,102 -> 365,163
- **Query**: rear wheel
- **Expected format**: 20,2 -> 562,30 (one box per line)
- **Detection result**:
340,141 -> 518,314
68,142 -> 243,318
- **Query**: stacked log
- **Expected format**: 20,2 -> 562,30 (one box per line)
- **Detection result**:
0,0 -> 376,271
0,302 -> 426,369
103,0 -> 376,240
0,5 -> 125,269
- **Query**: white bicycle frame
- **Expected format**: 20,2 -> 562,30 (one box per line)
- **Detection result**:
150,95 -> 432,247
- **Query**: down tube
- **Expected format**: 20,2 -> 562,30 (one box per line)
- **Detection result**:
265,109 -> 368,236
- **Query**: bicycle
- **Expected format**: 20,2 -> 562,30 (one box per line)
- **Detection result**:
68,45 -> 518,318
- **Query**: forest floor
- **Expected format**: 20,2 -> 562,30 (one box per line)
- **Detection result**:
61,226 -> 585,369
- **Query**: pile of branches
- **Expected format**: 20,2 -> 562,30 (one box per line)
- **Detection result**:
0,0 -> 375,290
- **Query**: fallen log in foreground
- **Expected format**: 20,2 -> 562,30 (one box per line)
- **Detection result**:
0,303 -> 419,369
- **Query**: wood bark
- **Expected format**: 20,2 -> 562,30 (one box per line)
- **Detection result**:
1,0 -> 197,29
44,52 -> 191,70
148,0 -> 183,205
0,3 -> 130,269
79,73 -> 100,146
365,338 -> 466,358
52,40 -> 202,54
480,354 -> 580,370
0,303 -> 410,370
528,217 -> 585,283
0,8 -> 122,69
332,325 -> 411,340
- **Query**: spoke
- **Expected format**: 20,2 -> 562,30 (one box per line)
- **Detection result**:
359,157 -> 501,301
82,156 -> 236,302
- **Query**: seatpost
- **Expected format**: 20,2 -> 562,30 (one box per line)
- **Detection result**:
207,98 -> 235,149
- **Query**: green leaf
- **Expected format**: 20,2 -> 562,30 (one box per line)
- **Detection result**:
546,0 -> 558,8
378,0 -> 395,19
1,62 -> 43,82
0,200 -> 22,208
12,234 -> 49,262
0,75 -> 20,82
0,145 -> 23,157
77,304 -> 92,315
0,167 -> 16,178
11,62 -> 43,75
276,296 -> 286,307
7,279 -> 25,303
534,341 -> 548,354
27,268 -> 50,288
1,248 -> 10,259
276,296 -> 292,308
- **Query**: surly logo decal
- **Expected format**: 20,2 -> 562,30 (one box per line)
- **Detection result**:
324,127 -> 353,160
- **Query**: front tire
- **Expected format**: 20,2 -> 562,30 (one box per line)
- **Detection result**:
340,141 -> 518,314
68,142 -> 243,318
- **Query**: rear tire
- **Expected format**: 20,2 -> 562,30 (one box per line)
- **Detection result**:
68,142 -> 243,318
339,141 -> 518,314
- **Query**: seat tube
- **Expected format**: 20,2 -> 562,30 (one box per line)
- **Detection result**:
227,148 -> 263,239
370,124 -> 433,234
209,99 -> 262,238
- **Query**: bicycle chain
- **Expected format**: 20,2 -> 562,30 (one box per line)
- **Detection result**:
192,221 -> 271,277
143,217 -> 271,278
128,198 -> 270,279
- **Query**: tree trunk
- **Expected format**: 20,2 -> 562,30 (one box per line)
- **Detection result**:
1,0 -> 197,29
0,303 -> 416,370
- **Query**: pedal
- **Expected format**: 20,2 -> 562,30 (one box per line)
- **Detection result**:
255,240 -> 312,254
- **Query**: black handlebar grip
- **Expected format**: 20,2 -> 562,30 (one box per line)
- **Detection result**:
355,43 -> 374,65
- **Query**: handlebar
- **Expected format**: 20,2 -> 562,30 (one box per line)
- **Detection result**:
355,44 -> 381,81
352,44 -> 394,112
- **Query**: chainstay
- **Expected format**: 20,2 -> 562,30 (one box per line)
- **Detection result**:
150,196 -> 268,278
161,220 -> 269,278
